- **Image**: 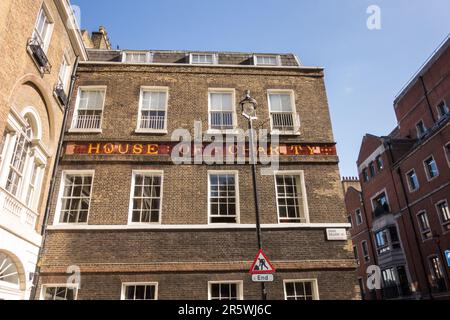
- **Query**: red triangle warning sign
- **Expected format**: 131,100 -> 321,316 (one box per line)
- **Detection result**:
249,249 -> 276,274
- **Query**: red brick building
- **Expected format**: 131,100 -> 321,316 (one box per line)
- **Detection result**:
345,35 -> 450,300
33,29 -> 359,300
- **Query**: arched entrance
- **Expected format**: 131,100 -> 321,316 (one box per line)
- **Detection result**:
0,251 -> 25,300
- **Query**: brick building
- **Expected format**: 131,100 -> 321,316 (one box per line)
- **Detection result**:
345,36 -> 450,300
0,0 -> 87,300
33,29 -> 359,300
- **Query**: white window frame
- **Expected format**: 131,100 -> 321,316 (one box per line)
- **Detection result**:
347,214 -> 353,228
361,240 -> 370,263
283,279 -> 320,300
273,170 -> 310,224
362,168 -> 369,182
444,141 -> 450,168
189,53 -> 218,65
370,188 -> 390,212
32,3 -> 54,53
267,89 -> 300,135
40,284 -> 79,300
25,161 -> 44,210
353,245 -> 360,265
376,155 -> 384,171
207,170 -> 240,225
0,108 -> 47,211
3,123 -> 33,199
122,51 -> 153,64
128,170 -> 164,225
437,100 -> 449,119
416,119 -> 427,138
423,155 -> 439,181
417,210 -> 432,241
207,88 -> 237,134
57,53 -> 71,93
254,55 -> 282,66
428,255 -> 445,284
406,169 -> 420,192
70,86 -> 107,133
355,209 -> 363,226
435,200 -> 450,232
136,86 -> 169,133
208,281 -> 243,300
53,170 -> 95,226
120,282 -> 158,300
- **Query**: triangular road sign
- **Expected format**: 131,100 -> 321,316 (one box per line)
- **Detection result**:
249,249 -> 276,274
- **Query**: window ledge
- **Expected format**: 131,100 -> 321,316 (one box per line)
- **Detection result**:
47,223 -> 350,231
205,129 -> 241,136
270,131 -> 301,136
127,222 -> 162,226
68,128 -> 103,134
426,175 -> 440,182
135,129 -> 168,135
52,223 -> 89,227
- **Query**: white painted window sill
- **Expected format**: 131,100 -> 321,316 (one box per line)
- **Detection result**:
135,129 -> 168,134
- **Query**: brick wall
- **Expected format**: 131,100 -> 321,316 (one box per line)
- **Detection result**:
37,54 -> 358,300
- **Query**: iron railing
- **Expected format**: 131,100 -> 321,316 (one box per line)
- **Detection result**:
140,115 -> 165,130
210,111 -> 234,130
27,37 -> 51,74
271,112 -> 299,133
72,114 -> 102,130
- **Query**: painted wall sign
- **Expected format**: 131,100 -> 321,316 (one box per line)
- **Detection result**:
65,142 -> 337,157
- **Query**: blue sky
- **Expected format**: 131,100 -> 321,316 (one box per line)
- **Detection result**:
72,0 -> 450,177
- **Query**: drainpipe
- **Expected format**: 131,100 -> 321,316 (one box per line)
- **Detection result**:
29,56 -> 80,300
419,76 -> 436,124
386,140 -> 433,299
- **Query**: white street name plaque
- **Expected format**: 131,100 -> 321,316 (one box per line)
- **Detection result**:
326,228 -> 348,241
252,274 -> 274,282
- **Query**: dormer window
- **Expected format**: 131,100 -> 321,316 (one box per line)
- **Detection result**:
254,55 -> 281,66
122,51 -> 152,63
190,53 -> 217,65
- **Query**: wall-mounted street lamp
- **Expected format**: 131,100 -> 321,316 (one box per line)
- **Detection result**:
239,90 -> 267,300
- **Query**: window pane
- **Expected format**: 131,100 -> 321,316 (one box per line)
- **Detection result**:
425,158 -> 439,178
59,174 -> 92,224
43,287 -> 76,301
210,284 -> 220,299
192,54 -> 214,64
256,56 -> 277,65
135,285 -> 145,299
210,93 -> 233,111
284,281 -> 315,300
78,90 -> 105,110
209,174 -> 237,223
276,174 -> 304,223
131,174 -> 162,223
438,202 -> 450,222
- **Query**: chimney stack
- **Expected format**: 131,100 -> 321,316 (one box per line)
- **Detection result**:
87,26 -> 112,50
